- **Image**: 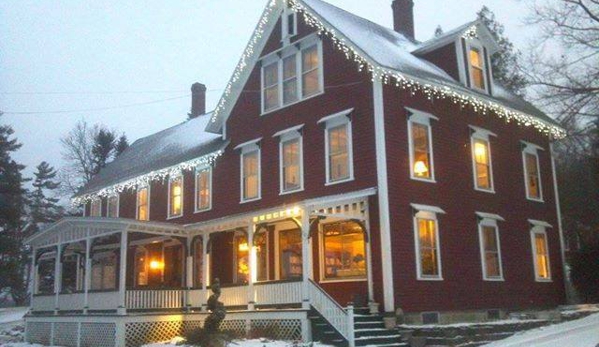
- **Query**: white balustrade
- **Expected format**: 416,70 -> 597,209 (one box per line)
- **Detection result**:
308,280 -> 354,345
125,289 -> 185,310
58,293 -> 85,311
31,295 -> 55,311
218,286 -> 249,307
254,281 -> 302,305
87,291 -> 120,311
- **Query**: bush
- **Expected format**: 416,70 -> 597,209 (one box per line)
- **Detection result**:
569,242 -> 599,303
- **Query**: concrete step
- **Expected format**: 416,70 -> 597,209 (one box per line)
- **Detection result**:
355,334 -> 404,346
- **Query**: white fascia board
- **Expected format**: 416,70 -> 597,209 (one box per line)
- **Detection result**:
529,219 -> 553,228
317,108 -> 354,125
272,124 -> 305,138
234,137 -> 263,150
476,211 -> 505,221
410,203 -> 446,215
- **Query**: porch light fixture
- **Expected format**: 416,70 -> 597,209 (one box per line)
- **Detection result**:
238,242 -> 249,252
150,260 -> 164,270
413,161 -> 429,176
252,206 -> 302,223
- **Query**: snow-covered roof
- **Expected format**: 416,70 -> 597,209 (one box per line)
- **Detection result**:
76,113 -> 228,198
208,0 -> 562,135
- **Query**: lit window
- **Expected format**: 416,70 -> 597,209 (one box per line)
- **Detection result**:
470,127 -> 496,192
242,150 -> 260,201
322,221 -> 367,280
302,45 -> 320,97
279,228 -> 302,280
107,195 -> 119,218
168,176 -> 183,218
328,124 -> 350,182
407,109 -> 437,181
282,138 -> 302,192
136,187 -> 149,221
469,47 -> 486,91
234,233 -> 249,285
478,217 -> 504,280
90,198 -> 102,217
531,227 -> 551,281
195,168 -> 212,212
283,54 -> 298,104
255,229 -> 269,282
263,62 -> 279,111
522,142 -> 543,201
412,204 -> 445,280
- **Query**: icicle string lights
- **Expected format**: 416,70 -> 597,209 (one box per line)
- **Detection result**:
462,25 -> 479,40
212,0 -> 564,139
72,150 -> 224,206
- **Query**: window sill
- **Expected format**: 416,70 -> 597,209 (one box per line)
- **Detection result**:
194,207 -> 212,214
526,197 -> 544,203
417,276 -> 444,281
535,278 -> 553,283
483,277 -> 505,282
167,214 -> 183,221
325,176 -> 354,186
240,197 -> 262,204
261,90 -> 324,117
410,176 -> 436,184
279,188 -> 304,196
474,187 -> 496,194
319,278 -> 367,284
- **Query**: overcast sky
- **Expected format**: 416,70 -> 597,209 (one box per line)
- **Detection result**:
0,0 -> 539,182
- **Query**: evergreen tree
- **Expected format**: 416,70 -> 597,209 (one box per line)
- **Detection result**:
477,6 -> 528,96
30,161 -> 64,226
0,114 -> 29,305
91,128 -> 116,175
115,134 -> 129,157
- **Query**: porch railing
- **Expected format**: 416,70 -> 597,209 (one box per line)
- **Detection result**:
125,289 -> 185,310
254,280 -> 302,305
308,279 -> 354,346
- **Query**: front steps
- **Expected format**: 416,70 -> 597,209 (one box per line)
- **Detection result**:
310,307 -> 409,347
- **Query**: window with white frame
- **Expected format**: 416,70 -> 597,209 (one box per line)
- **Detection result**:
530,222 -> 552,281
477,213 -> 504,281
107,194 -> 119,218
412,204 -> 445,280
195,167 -> 212,212
319,109 -> 354,184
281,5 -> 297,41
274,124 -> 304,194
470,126 -> 496,192
321,221 -> 367,281
168,175 -> 183,218
90,198 -> 102,217
469,46 -> 487,91
407,108 -> 437,181
522,142 -> 543,201
236,139 -> 262,202
260,37 -> 322,114
136,186 -> 149,221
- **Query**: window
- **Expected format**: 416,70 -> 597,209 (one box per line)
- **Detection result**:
260,38 -> 322,114
134,247 -> 149,287
90,198 -> 102,217
470,126 -> 496,192
274,125 -> 304,194
107,195 -> 119,218
407,108 -> 438,181
91,250 -> 117,290
319,109 -> 354,184
412,204 -> 445,280
255,229 -> 269,282
234,233 -> 249,285
522,142 -> 543,201
195,167 -> 212,212
477,215 -> 504,281
136,186 -> 149,221
36,251 -> 56,294
168,176 -> 183,218
322,221 -> 367,281
531,225 -> 551,281
279,228 -> 302,280
242,150 -> 260,201
61,243 -> 86,293
281,6 -> 297,41
469,47 -> 486,91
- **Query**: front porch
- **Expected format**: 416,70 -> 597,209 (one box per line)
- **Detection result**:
25,188 -> 379,346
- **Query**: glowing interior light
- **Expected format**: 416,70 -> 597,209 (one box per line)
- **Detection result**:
150,260 -> 164,270
475,142 -> 487,158
238,242 -> 249,252
293,206 -> 301,216
413,161 -> 429,176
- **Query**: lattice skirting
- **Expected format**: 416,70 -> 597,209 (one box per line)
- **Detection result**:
26,321 -> 116,347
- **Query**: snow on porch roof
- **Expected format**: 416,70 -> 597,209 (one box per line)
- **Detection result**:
76,112 -> 228,199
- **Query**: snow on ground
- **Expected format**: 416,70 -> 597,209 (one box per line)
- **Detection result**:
142,338 -> 332,347
483,313 -> 599,347
0,308 -> 27,325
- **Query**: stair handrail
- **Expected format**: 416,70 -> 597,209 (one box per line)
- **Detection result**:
308,279 -> 355,347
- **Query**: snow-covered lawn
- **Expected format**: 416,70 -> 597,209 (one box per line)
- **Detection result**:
483,313 -> 599,347
142,337 -> 331,347
0,308 -> 27,326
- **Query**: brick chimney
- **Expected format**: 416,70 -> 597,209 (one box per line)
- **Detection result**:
189,82 -> 207,119
392,0 -> 415,40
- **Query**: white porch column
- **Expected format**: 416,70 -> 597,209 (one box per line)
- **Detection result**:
301,209 -> 311,310
53,243 -> 62,314
373,79 -> 396,315
247,222 -> 256,310
185,237 -> 193,311
117,231 -> 128,315
202,233 -> 210,311
83,237 -> 92,314
550,142 -> 569,299
29,247 -> 37,305
364,219 -> 375,305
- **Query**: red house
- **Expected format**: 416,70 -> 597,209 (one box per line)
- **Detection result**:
24,0 -> 567,346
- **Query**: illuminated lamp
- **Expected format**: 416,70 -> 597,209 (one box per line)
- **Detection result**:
413,161 -> 429,176
150,260 -> 164,270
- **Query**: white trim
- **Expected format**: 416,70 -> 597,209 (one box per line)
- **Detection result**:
477,220 -> 504,281
407,110 -> 436,183
522,142 -> 544,202
106,194 -> 120,218
318,108 -> 354,125
90,198 -> 102,217
324,118 -> 354,185
411,203 -> 446,215
318,220 -> 368,283
550,142 -> 568,297
281,5 -> 298,44
470,126 -> 496,193
167,174 -> 184,220
240,147 -> 262,203
194,166 -> 213,213
279,133 -> 304,194
135,185 -> 151,221
272,124 -> 305,138
456,38 -> 468,86
529,219 -> 553,228
475,212 -> 505,221
235,137 -> 263,151
530,226 -> 552,282
373,79 -> 395,312
413,212 -> 443,281
465,40 -> 490,94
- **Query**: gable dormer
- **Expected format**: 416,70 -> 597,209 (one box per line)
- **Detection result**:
413,21 -> 500,96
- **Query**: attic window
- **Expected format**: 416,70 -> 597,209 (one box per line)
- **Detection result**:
469,47 -> 487,91
282,6 -> 297,41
